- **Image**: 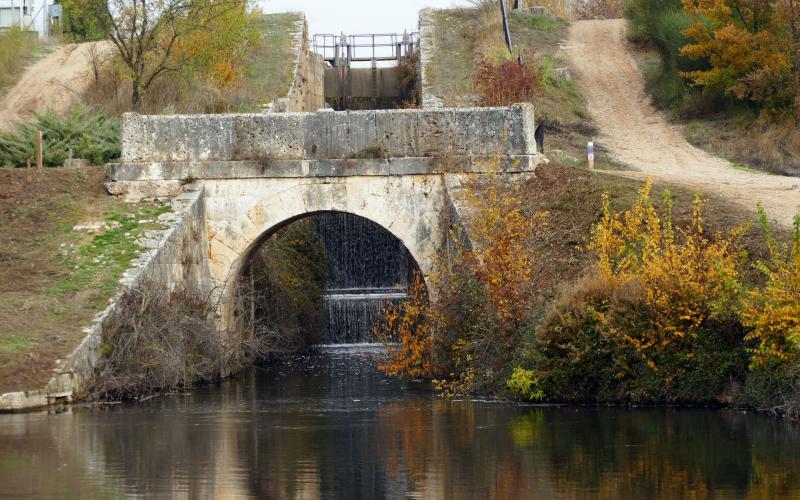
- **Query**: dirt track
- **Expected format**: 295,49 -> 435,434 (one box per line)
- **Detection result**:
565,19 -> 799,227
0,41 -> 112,130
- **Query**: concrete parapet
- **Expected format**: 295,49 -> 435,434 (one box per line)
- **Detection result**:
121,104 -> 539,163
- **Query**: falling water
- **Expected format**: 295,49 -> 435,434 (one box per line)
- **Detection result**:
312,213 -> 413,343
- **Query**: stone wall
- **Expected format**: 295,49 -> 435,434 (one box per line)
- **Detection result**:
418,8 -> 444,109
120,104 -> 539,162
111,105 -> 543,200
272,14 -> 326,113
0,188 -> 212,411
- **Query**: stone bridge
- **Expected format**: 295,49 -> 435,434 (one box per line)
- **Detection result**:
105,104 -> 544,330
1,104 -> 545,409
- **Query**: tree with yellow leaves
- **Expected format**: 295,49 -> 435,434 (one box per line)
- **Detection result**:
88,0 -> 254,110
680,0 -> 800,120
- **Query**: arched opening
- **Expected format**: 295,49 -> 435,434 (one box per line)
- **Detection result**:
231,211 -> 426,356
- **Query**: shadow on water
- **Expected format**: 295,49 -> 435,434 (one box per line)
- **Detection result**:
1,345 -> 800,499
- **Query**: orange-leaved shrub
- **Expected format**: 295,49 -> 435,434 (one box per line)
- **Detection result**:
376,165 -> 547,394
472,58 -> 541,106
589,181 -> 745,367
378,275 -> 433,378
680,0 -> 800,120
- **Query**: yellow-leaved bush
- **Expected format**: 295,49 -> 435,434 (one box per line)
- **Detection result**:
589,181 -> 744,370
742,209 -> 800,368
531,180 -> 749,403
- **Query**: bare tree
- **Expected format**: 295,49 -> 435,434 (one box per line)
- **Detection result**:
97,0 -> 228,110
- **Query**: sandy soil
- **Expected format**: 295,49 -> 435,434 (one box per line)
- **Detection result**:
564,19 -> 799,228
0,41 -> 112,130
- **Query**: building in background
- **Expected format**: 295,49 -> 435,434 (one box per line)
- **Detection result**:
0,0 -> 60,39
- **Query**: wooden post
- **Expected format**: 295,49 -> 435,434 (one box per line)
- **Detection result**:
36,130 -> 43,170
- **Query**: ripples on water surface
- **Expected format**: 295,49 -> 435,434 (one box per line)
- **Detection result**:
1,345 -> 800,499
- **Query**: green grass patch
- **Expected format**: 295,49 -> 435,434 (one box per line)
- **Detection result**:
0,335 -> 33,354
513,13 -> 564,33
45,203 -> 171,304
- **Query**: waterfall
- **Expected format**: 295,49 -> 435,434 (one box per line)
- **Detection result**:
312,213 -> 413,343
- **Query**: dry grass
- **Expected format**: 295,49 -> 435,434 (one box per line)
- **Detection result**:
0,29 -> 57,95
683,116 -> 800,177
0,167 -> 167,393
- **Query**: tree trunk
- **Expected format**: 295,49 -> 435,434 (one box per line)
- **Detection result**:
132,79 -> 142,112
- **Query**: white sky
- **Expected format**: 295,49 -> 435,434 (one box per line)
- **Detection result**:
258,0 -> 475,36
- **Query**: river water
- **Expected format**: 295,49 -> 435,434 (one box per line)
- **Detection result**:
2,345 -> 800,499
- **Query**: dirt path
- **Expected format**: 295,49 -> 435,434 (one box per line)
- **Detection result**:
564,19 -> 799,227
0,41 -> 112,130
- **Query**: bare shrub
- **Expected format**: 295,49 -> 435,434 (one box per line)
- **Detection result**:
396,52 -> 421,108
90,284 -> 248,401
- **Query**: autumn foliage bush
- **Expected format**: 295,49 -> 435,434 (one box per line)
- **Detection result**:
680,0 -> 800,120
532,183 -> 750,402
378,276 -> 433,379
742,210 -> 800,367
629,0 -> 800,121
376,166 -> 800,415
472,58 -> 542,106
377,168 -> 546,394
739,210 -> 800,418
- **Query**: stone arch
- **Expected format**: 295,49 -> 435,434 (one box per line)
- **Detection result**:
202,175 -> 449,330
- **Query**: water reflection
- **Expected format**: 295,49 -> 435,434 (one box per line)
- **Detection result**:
1,346 -> 799,499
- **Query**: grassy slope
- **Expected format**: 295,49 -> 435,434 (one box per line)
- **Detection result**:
461,163 -> 776,324
0,168 -> 168,393
242,12 -> 302,109
0,12 -> 302,395
426,4 -> 784,316
425,6 -> 615,167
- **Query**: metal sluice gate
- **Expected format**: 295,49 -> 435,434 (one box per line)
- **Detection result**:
313,32 -> 420,66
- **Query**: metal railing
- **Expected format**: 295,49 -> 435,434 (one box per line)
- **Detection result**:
313,32 -> 419,65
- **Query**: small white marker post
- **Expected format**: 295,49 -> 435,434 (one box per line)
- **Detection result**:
587,140 -> 595,169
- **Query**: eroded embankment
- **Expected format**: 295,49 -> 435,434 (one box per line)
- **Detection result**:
0,42 -> 114,130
